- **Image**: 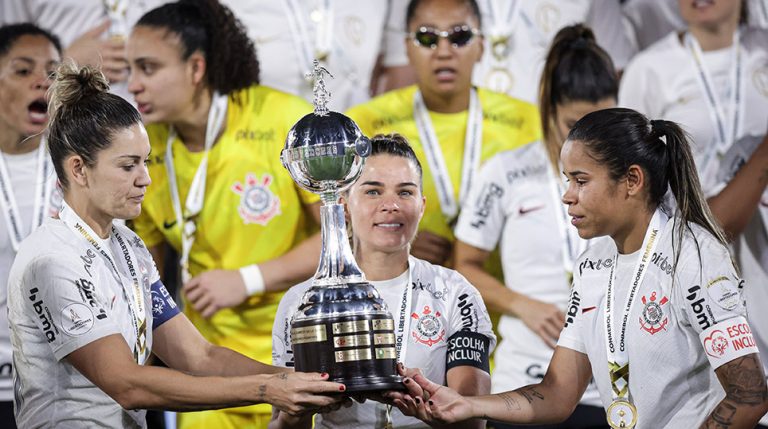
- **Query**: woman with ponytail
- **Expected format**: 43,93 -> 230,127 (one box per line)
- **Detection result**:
125,2 -> 322,426
453,24 -> 613,429
7,62 -> 345,429
388,109 -> 768,429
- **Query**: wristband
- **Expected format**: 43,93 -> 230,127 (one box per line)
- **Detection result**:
239,264 -> 265,296
699,316 -> 758,369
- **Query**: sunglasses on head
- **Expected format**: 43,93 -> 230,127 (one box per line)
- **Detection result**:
408,25 -> 480,49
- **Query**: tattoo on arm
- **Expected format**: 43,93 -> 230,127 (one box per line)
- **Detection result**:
278,373 -> 288,380
703,401 -> 737,429
718,354 -> 768,405
499,392 -> 521,412
519,386 -> 545,404
257,384 -> 267,402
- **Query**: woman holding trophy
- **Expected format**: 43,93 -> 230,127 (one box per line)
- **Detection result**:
271,134 -> 496,429
388,109 -> 768,428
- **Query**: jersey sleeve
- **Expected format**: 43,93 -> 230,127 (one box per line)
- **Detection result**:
454,155 -> 508,252
675,236 -> 757,369
557,273 -> 587,354
24,254 -> 122,361
445,271 -> 496,373
272,285 -> 305,368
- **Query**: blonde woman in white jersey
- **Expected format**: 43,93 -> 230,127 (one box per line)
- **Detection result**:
388,108 -> 768,429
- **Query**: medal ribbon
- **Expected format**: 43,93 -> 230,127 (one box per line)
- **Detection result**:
413,88 -> 483,221
603,209 -> 665,400
482,0 -> 521,60
0,139 -> 55,252
165,92 -> 228,283
283,0 -> 334,73
684,30 -> 742,161
59,202 -> 149,364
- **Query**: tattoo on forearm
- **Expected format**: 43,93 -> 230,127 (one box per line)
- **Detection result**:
278,373 -> 288,380
519,386 -> 545,404
499,392 -> 521,411
257,384 -> 267,402
703,401 -> 737,429
721,354 -> 768,405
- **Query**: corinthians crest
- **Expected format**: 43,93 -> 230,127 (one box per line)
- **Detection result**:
639,291 -> 669,335
412,305 -> 445,347
231,173 -> 281,225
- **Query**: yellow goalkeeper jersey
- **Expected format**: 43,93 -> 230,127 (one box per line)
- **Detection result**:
346,85 -> 541,241
133,85 -> 314,418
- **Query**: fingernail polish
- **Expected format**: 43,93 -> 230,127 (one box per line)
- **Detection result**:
428,400 -> 434,406
321,372 -> 328,377
339,385 -> 346,392
415,397 -> 421,404
404,379 -> 410,384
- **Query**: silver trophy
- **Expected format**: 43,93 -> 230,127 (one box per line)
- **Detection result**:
280,61 -> 403,392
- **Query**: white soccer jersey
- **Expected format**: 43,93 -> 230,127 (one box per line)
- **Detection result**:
558,213 -> 755,428
272,256 -> 496,429
7,207 -> 179,428
219,0 -> 401,112
0,150 -> 61,403
453,142 -> 600,406
619,27 -> 768,195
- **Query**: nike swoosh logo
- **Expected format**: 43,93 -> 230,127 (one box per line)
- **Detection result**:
582,306 -> 597,314
518,205 -> 545,215
163,220 -> 177,229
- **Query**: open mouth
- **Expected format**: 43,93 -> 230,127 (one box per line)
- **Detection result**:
692,0 -> 714,9
374,222 -> 404,230
136,103 -> 152,114
434,67 -> 457,82
27,99 -> 48,124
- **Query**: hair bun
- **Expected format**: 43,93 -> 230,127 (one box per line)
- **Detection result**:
48,61 -> 110,116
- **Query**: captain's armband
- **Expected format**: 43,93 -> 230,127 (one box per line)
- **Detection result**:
446,331 -> 491,373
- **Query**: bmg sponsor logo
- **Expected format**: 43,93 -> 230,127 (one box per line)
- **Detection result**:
687,285 -> 716,330
28,287 -> 58,343
564,290 -> 580,328
470,183 -> 503,229
457,293 -> 477,331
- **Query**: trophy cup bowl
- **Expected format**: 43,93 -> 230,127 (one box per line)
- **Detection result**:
281,103 -> 403,392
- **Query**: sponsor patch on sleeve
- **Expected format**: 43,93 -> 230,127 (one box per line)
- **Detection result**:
446,331 -> 490,373
699,316 -> 758,369
150,280 -> 180,329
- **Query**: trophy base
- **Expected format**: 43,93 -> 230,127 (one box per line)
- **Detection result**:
333,375 -> 405,393
291,310 -> 405,393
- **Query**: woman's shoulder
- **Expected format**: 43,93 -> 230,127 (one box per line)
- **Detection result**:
623,31 -> 684,77
477,87 -> 539,118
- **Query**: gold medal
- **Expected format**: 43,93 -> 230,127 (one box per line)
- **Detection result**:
606,399 -> 638,429
485,68 -> 514,94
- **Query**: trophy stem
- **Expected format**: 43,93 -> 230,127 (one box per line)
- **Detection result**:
314,203 -> 365,286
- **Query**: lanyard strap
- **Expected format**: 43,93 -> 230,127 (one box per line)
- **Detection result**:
603,209 -> 664,400
482,0 -> 521,60
0,140 -> 55,252
165,92 -> 228,283
685,30 -> 742,158
59,202 -> 149,364
547,161 -> 584,276
413,88 -> 483,221
283,0 -> 334,72
394,259 -> 416,363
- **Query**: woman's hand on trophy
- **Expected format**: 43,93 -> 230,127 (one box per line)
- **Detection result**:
262,372 -> 348,416
385,373 -> 473,425
183,269 -> 249,318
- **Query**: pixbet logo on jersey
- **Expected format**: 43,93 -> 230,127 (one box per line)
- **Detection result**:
231,173 -> 281,225
578,257 -> 613,276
